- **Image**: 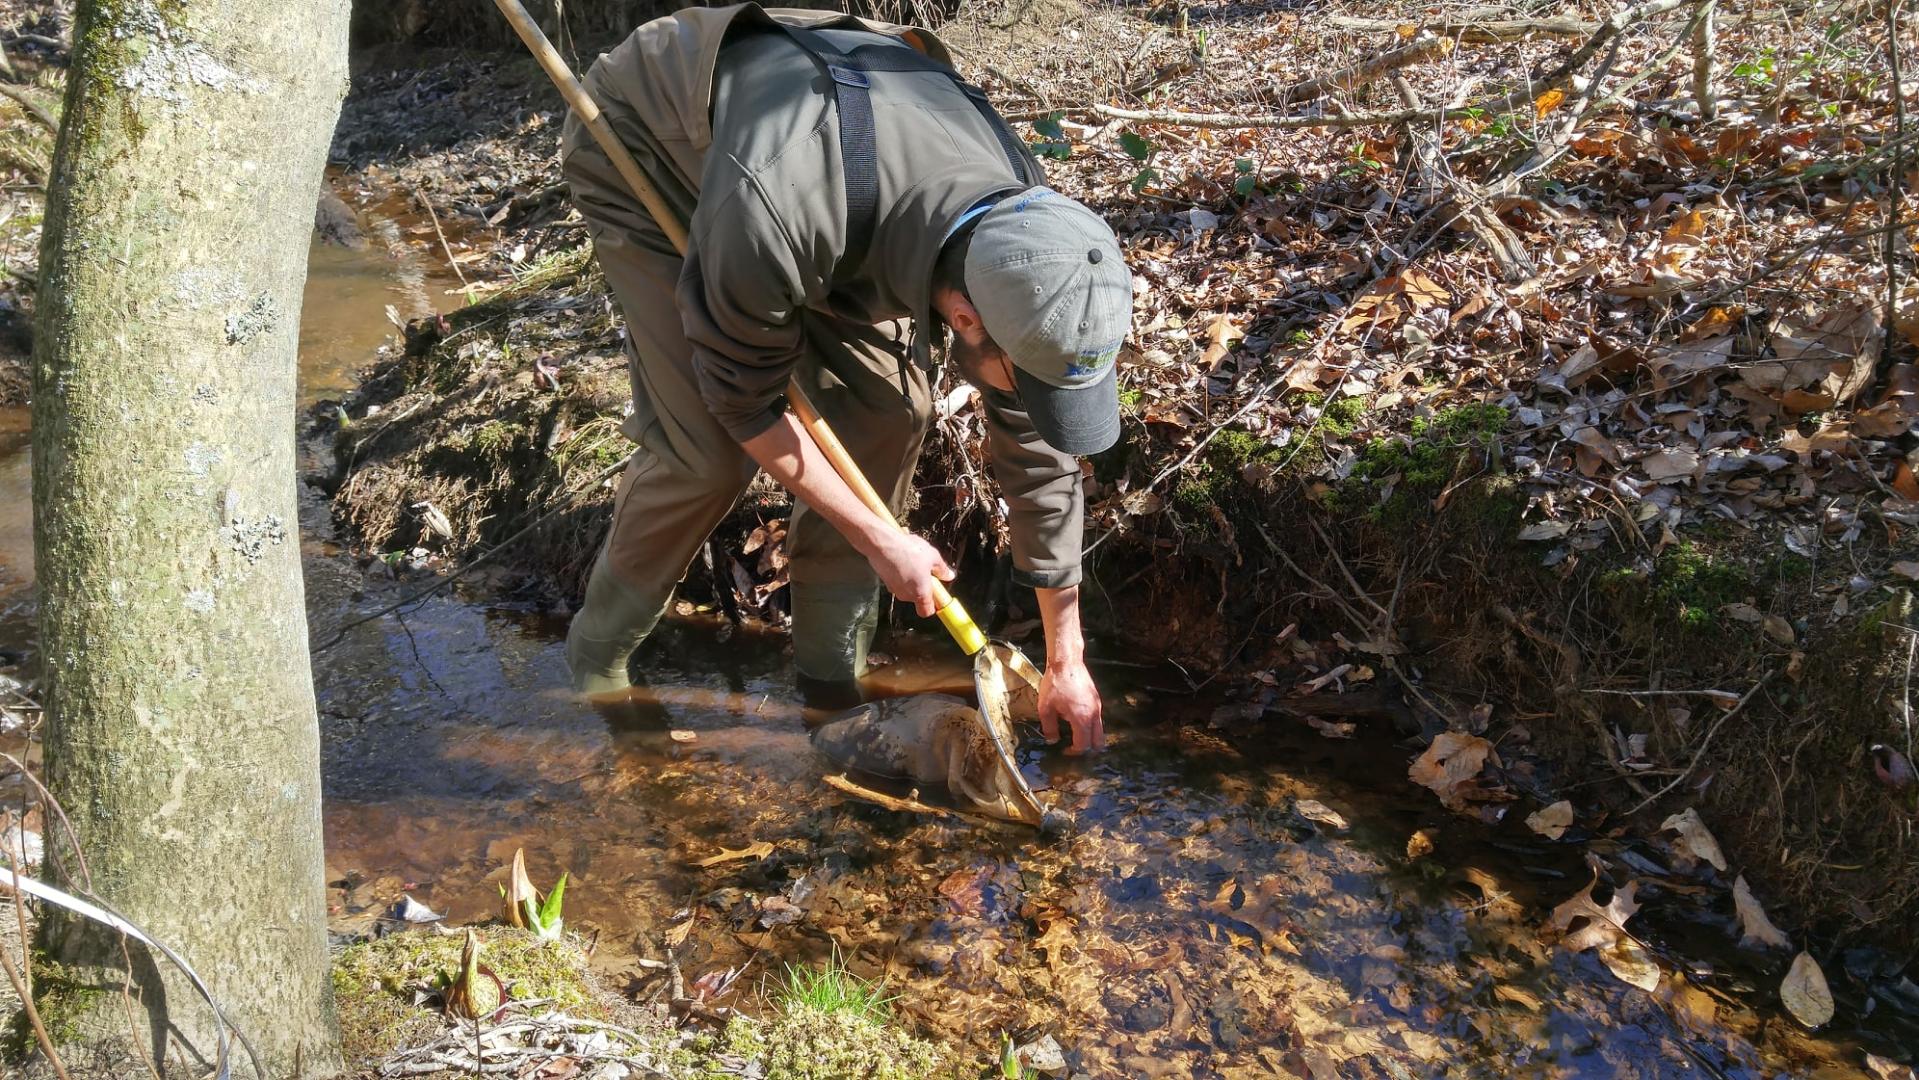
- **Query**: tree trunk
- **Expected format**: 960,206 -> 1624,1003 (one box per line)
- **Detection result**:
30,0 -> 350,1076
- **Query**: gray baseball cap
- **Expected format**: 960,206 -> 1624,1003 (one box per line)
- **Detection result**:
965,187 -> 1130,456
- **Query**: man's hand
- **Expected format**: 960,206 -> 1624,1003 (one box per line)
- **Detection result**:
864,530 -> 955,618
1039,657 -> 1105,754
738,414 -> 956,619
1034,584 -> 1104,754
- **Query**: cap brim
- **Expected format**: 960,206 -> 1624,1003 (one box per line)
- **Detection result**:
1012,361 -> 1121,456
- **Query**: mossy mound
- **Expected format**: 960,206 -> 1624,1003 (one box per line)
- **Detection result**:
723,1002 -> 947,1080
325,246 -> 637,596
330,928 -> 604,1065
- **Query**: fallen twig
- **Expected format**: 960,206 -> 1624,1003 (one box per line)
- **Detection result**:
823,773 -> 959,818
1326,13 -> 1597,42
1626,669 -> 1776,815
1080,0 -> 1709,131
1272,32 -> 1454,104
0,82 -> 56,133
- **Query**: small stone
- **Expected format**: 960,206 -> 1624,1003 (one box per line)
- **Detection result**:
1018,1034 -> 1067,1073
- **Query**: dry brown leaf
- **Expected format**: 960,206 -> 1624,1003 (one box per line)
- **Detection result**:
1533,88 -> 1566,117
1781,951 -> 1834,1028
1893,461 -> 1919,501
1550,878 -> 1641,953
1408,732 -> 1499,809
1681,306 -> 1741,341
1892,561 -> 1919,581
1641,448 -> 1700,482
1761,614 -> 1795,646
1661,808 -> 1728,871
1779,421 -> 1854,455
1662,208 -> 1708,247
1525,801 -> 1574,840
1651,335 -> 1734,389
1599,937 -> 1662,991
1199,314 -> 1238,371
694,840 -> 775,868
1398,267 -> 1449,310
1569,427 -> 1619,477
1732,875 -> 1790,950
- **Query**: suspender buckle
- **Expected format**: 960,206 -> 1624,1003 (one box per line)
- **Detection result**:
826,65 -> 870,89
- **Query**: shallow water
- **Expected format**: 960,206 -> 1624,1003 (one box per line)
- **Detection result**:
0,193 -> 1909,1077
305,582 -> 1901,1077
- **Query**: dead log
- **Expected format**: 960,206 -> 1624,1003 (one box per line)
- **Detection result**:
1273,32 -> 1454,103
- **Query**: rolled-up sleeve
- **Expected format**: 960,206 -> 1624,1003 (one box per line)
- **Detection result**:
678,183 -> 812,442
980,386 -> 1084,589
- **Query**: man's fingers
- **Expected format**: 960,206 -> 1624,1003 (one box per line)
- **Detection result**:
1067,718 -> 1093,755
1038,701 -> 1062,744
914,587 -> 938,619
931,558 -> 955,582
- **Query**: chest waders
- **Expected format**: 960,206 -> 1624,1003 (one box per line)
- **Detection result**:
785,27 -> 1056,828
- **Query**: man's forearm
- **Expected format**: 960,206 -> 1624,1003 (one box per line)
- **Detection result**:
1035,584 -> 1087,666
739,411 -> 891,555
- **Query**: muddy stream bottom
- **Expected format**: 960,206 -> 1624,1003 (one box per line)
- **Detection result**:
0,188 -> 1904,1077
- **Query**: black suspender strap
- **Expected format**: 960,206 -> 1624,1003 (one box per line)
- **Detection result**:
784,26 -> 1030,279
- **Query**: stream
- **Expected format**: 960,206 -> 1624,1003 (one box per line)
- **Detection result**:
0,189 -> 1910,1078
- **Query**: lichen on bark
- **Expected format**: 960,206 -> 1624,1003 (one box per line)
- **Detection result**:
27,0 -> 355,1075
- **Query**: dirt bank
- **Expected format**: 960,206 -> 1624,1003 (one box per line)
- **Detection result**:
324,0 -> 1919,1020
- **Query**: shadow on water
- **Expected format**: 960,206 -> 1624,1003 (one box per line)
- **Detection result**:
0,187 -> 1905,1076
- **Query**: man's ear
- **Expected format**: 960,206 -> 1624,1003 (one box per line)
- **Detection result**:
947,293 -> 990,335
937,290 -> 985,337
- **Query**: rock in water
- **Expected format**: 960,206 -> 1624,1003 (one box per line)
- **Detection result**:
813,694 -> 1044,826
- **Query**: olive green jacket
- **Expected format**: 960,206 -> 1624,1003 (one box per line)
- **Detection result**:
576,4 -> 1084,589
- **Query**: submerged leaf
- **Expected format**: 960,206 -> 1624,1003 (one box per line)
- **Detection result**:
1780,951 -> 1835,1028
1598,937 -> 1662,990
694,840 -> 775,868
1550,878 -> 1641,953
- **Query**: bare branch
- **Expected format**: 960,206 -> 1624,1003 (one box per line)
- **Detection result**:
1273,32 -> 1454,104
1691,0 -> 1718,121
1327,14 -> 1596,42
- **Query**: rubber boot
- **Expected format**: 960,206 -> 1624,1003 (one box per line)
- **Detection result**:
565,554 -> 671,696
789,580 -> 883,711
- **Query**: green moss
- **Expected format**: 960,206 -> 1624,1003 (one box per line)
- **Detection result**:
1319,396 -> 1366,438
469,420 -> 521,457
1333,405 -> 1509,520
3,956 -> 107,1059
1211,427 -> 1289,469
1117,387 -> 1142,411
330,929 -> 602,1064
1654,542 -> 1750,628
722,1003 -> 945,1080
